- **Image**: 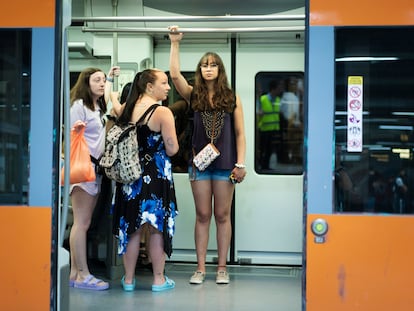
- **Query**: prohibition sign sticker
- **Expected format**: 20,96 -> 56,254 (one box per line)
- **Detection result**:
347,76 -> 363,152
349,99 -> 361,111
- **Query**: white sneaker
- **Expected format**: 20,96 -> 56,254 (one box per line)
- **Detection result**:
216,270 -> 229,284
189,271 -> 205,284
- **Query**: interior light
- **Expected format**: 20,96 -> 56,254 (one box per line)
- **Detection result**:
392,148 -> 411,159
379,125 -> 413,131
392,148 -> 410,153
392,112 -> 414,116
400,153 -> 410,159
366,145 -> 390,151
335,111 -> 369,115
335,56 -> 399,62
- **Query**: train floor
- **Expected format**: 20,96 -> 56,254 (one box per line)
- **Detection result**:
68,261 -> 302,311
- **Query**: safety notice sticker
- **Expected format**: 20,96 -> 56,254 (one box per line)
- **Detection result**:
347,76 -> 363,152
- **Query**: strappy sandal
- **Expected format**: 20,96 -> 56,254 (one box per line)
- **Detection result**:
74,275 -> 109,291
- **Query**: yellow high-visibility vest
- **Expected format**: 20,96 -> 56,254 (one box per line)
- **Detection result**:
259,94 -> 280,131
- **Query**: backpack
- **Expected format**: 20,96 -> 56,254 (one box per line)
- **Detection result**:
99,122 -> 141,184
99,104 -> 159,184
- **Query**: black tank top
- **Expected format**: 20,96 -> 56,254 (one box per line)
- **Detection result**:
191,110 -> 237,170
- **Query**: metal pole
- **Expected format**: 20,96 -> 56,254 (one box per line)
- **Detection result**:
72,14 -> 305,23
112,0 -> 118,91
81,26 -> 305,34
61,32 -> 71,247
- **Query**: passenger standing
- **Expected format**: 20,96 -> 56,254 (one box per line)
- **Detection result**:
120,82 -> 132,104
106,80 -> 131,131
115,81 -> 153,266
169,26 -> 247,285
280,77 -> 301,128
392,168 -> 408,213
258,79 -> 283,169
110,69 -> 179,292
334,149 -> 354,212
111,81 -> 132,117
68,66 -> 119,290
169,93 -> 194,173
280,77 -> 302,163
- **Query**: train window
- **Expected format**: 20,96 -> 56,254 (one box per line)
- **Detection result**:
255,72 -> 304,175
0,29 -> 31,204
334,27 -> 414,214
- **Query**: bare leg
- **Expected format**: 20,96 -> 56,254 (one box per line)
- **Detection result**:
122,229 -> 141,284
191,180 -> 213,272
147,226 -> 166,285
69,186 -> 98,281
140,225 -> 151,264
212,180 -> 235,271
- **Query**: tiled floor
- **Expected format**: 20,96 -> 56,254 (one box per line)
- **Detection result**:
68,263 -> 302,311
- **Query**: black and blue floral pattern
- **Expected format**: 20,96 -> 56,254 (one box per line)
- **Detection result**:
113,119 -> 178,257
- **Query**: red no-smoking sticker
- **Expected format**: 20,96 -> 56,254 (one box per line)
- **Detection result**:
349,99 -> 361,111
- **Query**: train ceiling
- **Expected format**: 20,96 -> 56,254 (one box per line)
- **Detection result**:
142,0 -> 304,15
70,0 -> 306,46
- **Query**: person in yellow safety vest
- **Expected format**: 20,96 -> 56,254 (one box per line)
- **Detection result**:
258,79 -> 284,169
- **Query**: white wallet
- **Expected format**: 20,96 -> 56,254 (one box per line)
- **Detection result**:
192,143 -> 220,171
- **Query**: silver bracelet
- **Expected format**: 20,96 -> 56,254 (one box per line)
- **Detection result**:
106,76 -> 114,82
235,163 -> 246,169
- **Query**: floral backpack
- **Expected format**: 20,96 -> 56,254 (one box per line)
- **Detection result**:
99,122 -> 141,184
99,104 -> 159,183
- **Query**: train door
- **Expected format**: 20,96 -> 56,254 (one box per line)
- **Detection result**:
235,37 -> 304,265
306,0 -> 414,310
154,14 -> 306,265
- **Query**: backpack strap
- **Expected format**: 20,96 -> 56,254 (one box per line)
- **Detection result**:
136,104 -> 160,125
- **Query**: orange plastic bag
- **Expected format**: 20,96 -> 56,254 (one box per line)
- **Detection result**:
61,127 -> 96,185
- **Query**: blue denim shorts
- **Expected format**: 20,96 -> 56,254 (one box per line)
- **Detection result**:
189,166 -> 232,182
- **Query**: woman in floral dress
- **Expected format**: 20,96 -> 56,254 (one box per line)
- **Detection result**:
111,69 -> 179,292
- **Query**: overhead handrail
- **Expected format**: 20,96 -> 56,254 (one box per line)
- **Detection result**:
74,14 -> 305,34
72,14 -> 305,23
82,26 -> 305,34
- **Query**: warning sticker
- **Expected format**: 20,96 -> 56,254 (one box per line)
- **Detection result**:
347,76 -> 363,152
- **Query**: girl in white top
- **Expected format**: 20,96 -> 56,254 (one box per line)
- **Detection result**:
68,66 -> 119,290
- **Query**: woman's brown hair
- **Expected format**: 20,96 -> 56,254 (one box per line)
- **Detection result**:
70,67 -> 106,114
191,52 -> 235,113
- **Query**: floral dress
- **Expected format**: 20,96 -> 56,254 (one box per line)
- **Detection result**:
112,105 -> 178,257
